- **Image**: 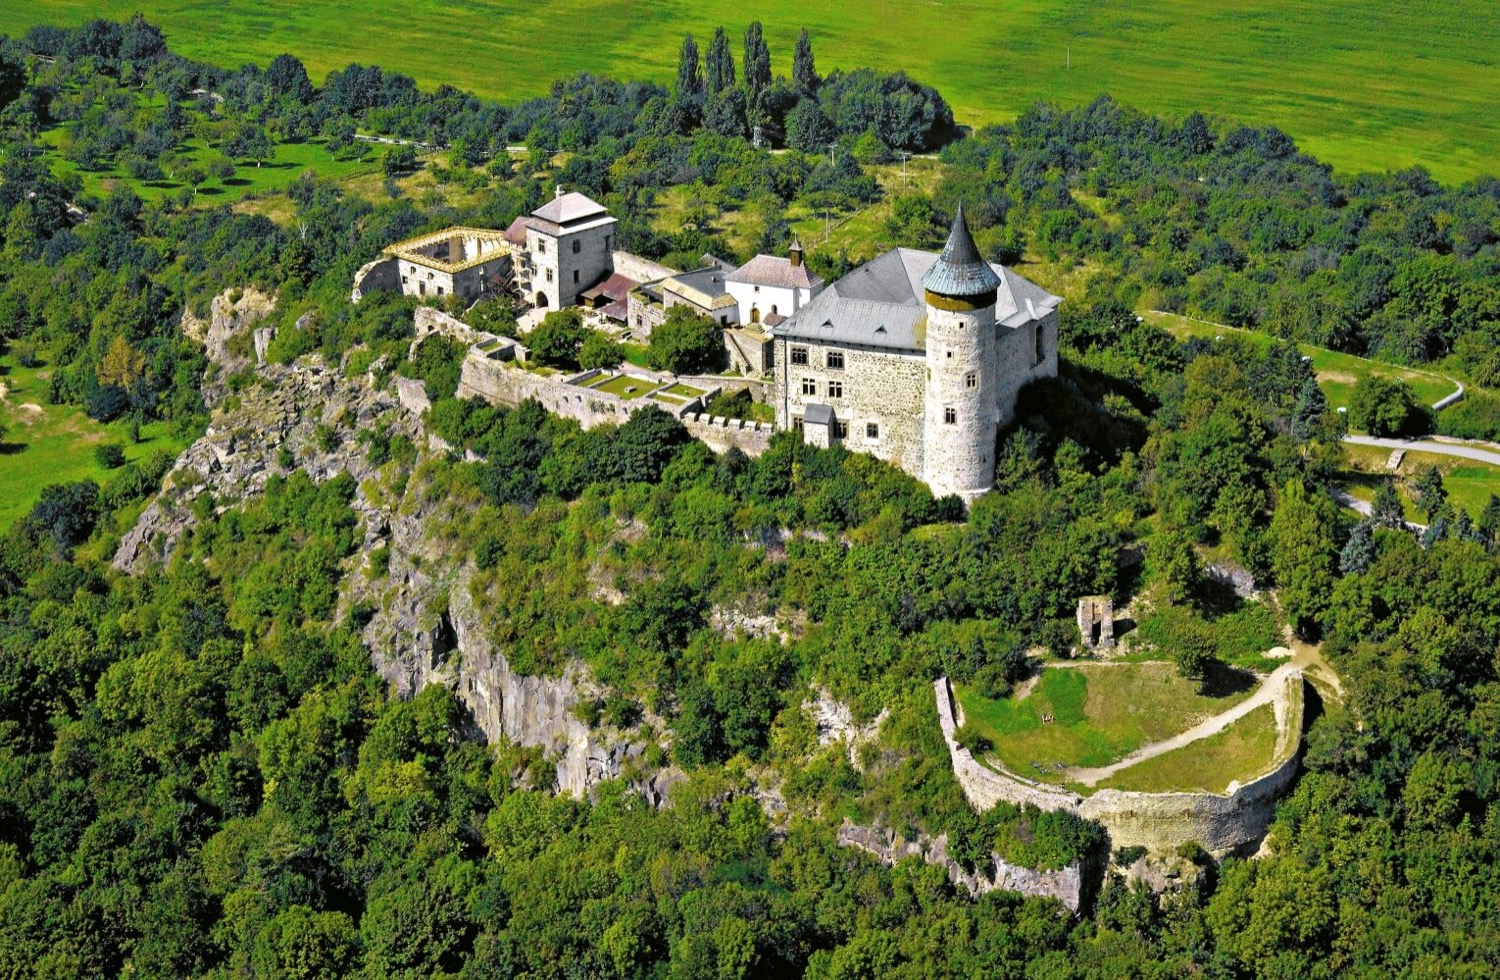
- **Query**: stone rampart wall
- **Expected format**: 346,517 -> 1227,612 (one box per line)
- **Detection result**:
682,414 -> 775,456
935,673 -> 1305,856
415,306 -> 480,345
352,256 -> 399,303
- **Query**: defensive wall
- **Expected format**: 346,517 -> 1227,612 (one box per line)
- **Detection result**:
934,673 -> 1306,856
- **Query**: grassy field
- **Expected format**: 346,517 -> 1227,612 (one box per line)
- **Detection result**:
6,2 -> 1499,181
1147,311 -> 1462,411
953,662 -> 1256,782
1340,443 -> 1499,522
0,352 -> 190,529
1097,703 -> 1279,794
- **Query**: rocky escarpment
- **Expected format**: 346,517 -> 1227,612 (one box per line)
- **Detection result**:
837,822 -> 1090,912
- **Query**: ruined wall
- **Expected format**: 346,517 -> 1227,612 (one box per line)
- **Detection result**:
837,821 -> 1087,912
352,256 -> 399,303
935,675 -> 1305,856
612,250 -> 677,284
682,414 -> 775,456
415,307 -> 480,345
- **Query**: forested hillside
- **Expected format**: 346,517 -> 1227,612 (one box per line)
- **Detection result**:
1,18 -> 1500,979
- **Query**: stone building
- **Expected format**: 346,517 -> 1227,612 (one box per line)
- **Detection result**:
351,226 -> 513,303
769,208 -> 1061,502
519,188 -> 618,310
725,236 -> 823,326
627,260 -> 739,338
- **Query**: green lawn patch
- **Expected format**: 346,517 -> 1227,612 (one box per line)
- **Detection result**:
0,352 -> 190,529
1097,702 -> 1279,794
9,2 -> 1500,180
954,662 -> 1256,784
586,373 -> 656,399
661,382 -> 705,398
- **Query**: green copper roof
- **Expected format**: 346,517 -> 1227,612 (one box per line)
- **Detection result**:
921,205 -> 1001,298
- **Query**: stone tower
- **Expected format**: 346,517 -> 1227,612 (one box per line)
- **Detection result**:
921,206 -> 1001,503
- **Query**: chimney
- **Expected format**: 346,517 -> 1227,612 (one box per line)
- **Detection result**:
555,184 -> 563,199
789,234 -> 804,267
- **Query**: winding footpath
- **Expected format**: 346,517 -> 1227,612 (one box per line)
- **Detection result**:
1342,435 -> 1500,467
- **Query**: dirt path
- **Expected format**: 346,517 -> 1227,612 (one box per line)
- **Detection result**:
1068,660 -> 1301,787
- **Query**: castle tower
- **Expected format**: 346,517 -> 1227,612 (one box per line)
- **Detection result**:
921,206 -> 1001,503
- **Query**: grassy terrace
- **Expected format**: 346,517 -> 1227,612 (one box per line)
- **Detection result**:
1147,311 -> 1460,411
585,374 -> 657,400
954,662 -> 1258,786
1097,703 -> 1280,794
9,2 -> 1500,180
1341,443 -> 1500,522
0,352 -> 190,529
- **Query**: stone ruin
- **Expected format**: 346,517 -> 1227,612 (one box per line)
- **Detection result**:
1077,595 -> 1115,651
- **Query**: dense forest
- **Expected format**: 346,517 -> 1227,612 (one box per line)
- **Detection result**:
1,17 -> 1500,979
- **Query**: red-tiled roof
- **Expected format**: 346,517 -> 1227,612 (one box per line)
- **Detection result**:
503,216 -> 529,246
581,271 -> 638,304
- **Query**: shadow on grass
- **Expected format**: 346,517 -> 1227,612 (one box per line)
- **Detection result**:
0,442 -> 28,456
223,177 -> 252,186
1199,660 -> 1258,699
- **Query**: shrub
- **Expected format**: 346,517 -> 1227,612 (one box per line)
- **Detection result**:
527,309 -> 588,369
646,306 -> 724,375
86,384 -> 130,422
578,331 -> 624,371
94,443 -> 126,469
953,724 -> 992,755
1348,375 -> 1423,437
1435,390 -> 1500,442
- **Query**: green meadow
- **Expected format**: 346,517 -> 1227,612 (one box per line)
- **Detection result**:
4,1 -> 1499,181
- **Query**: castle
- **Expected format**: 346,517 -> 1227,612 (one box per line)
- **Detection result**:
769,208 -> 1060,502
358,194 -> 1060,503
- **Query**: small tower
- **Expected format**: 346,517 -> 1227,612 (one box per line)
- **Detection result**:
921,206 -> 1000,502
788,233 -> 804,267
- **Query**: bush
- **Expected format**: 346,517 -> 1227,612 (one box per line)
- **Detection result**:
527,309 -> 588,369
578,331 -> 624,371
86,384 -> 130,422
1348,375 -> 1423,437
1435,390 -> 1500,442
953,724 -> 992,755
94,443 -> 126,469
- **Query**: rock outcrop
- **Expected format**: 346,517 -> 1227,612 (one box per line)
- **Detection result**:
837,821 -> 1089,912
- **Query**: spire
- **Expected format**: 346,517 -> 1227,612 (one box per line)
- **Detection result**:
789,233 -> 804,267
921,204 -> 1001,298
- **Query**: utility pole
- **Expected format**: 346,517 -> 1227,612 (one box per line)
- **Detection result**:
827,141 -> 837,166
824,208 -> 830,243
897,150 -> 911,188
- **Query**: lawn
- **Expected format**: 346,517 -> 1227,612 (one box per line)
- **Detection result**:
1097,703 -> 1279,794
0,352 -> 190,529
8,2 -> 1500,181
1340,443 -> 1500,522
1147,311 -> 1461,411
953,662 -> 1256,783
586,373 -> 657,399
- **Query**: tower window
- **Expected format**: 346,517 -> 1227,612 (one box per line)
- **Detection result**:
801,377 -> 816,395
828,380 -> 843,399
792,416 -> 805,432
546,269 -> 553,282
572,240 -> 581,254
538,240 -> 546,253
834,421 -> 848,439
826,351 -> 844,369
790,346 -> 808,366
573,270 -> 580,284
1035,323 -> 1046,363
965,372 -> 977,389
866,422 -> 879,439
946,350 -> 952,359
944,406 -> 957,425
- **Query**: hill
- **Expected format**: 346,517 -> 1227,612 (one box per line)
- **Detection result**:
4,1 -> 1500,181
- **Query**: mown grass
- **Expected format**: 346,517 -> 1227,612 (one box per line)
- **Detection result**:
7,2 -> 1499,181
1340,443 -> 1500,522
1147,311 -> 1461,411
953,662 -> 1254,782
1097,702 -> 1279,794
0,352 -> 190,529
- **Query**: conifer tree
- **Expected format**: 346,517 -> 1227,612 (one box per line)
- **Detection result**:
1413,465 -> 1447,519
1372,481 -> 1405,528
793,28 -> 819,92
1339,520 -> 1376,575
676,34 -> 702,96
705,27 -> 736,95
743,21 -> 771,97
1268,479 -> 1340,637
1480,493 -> 1500,549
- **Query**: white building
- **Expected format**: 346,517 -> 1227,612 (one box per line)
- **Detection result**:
518,188 -> 618,310
725,237 -> 824,326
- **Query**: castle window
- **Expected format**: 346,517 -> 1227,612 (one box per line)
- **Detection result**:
792,416 -> 805,432
826,351 -> 845,370
1035,323 -> 1046,363
401,276 -> 408,285
944,406 -> 957,425
754,285 -> 760,293
572,240 -> 581,254
866,422 -> 879,439
828,380 -> 843,399
946,350 -> 952,358
546,269 -> 553,282
605,235 -> 612,251
573,270 -> 580,284
834,421 -> 848,439
791,346 -> 808,366
437,286 -> 444,296
965,372 -> 977,389
801,377 -> 816,396
538,240 -> 546,253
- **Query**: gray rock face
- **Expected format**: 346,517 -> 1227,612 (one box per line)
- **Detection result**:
836,821 -> 1088,912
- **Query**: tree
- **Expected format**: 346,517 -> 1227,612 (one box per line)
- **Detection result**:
1371,480 -> 1406,528
1268,479 -> 1340,637
265,53 -> 314,104
1147,524 -> 1198,606
703,87 -> 748,138
705,27 -> 736,95
676,34 -> 703,97
99,335 -> 146,388
579,331 -> 624,371
611,406 -> 689,484
526,309 -> 588,368
793,28 -> 819,93
1339,520 -> 1376,574
742,22 -> 772,98
0,53 -> 24,112
646,306 -> 724,375
1411,464 -> 1447,519
228,123 -> 275,167
383,144 -> 418,176
1481,493 -> 1500,549
785,98 -> 832,153
1348,374 -> 1420,437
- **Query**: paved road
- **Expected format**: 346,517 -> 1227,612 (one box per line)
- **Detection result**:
1343,435 -> 1500,467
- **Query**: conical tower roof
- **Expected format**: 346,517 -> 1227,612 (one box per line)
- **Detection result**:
921,205 -> 1001,298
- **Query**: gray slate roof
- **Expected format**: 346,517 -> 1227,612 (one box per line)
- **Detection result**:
921,206 -> 1002,297
531,191 -> 610,226
769,246 -> 1060,353
803,403 -> 835,425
